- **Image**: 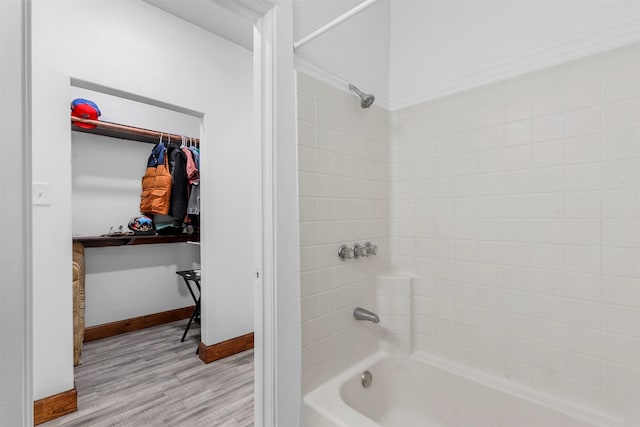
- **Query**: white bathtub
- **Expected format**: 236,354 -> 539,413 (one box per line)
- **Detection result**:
304,352 -> 624,427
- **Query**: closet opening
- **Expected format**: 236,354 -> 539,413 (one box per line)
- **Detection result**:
63,84 -> 253,425
70,85 -> 202,349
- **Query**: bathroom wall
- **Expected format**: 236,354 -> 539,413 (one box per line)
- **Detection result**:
391,43 -> 640,418
297,71 -> 391,393
389,0 -> 639,109
293,0 -> 391,107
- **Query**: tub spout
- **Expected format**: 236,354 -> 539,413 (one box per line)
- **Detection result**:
354,307 -> 380,323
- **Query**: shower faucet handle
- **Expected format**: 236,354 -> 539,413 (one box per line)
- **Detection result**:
353,243 -> 366,259
364,242 -> 377,256
338,244 -> 355,261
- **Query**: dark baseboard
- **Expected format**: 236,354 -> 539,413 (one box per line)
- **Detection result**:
84,306 -> 195,342
34,388 -> 77,425
198,332 -> 254,364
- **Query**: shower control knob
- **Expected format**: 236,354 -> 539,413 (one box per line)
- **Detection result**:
338,245 -> 354,261
353,243 -> 366,259
364,242 -> 377,256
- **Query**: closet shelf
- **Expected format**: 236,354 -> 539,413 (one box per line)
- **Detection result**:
73,234 -> 200,248
71,117 -> 200,146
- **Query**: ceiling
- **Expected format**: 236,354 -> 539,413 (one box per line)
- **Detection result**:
143,0 -> 254,50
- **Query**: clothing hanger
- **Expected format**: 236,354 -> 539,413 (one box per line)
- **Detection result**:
166,134 -> 180,149
150,133 -> 164,164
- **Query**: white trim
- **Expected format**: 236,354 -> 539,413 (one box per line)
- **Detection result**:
210,0 -> 275,21
253,15 -> 274,427
293,0 -> 381,50
271,3 -> 302,425
0,0 -> 33,425
390,18 -> 640,110
253,2 -> 301,426
294,56 -> 391,110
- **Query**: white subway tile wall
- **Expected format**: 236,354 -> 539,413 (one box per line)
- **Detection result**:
391,43 -> 640,418
375,275 -> 414,353
297,72 -> 391,393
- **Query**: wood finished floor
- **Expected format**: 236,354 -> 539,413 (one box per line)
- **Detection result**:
42,320 -> 254,427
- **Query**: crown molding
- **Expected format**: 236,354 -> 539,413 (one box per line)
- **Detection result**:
294,56 -> 391,110
389,18 -> 640,111
209,0 -> 273,20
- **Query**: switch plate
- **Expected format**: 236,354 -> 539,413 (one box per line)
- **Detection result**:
33,183 -> 52,206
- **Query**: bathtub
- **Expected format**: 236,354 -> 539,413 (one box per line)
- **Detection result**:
304,352 -> 623,427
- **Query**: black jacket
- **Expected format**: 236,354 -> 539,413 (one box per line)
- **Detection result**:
166,145 -> 188,227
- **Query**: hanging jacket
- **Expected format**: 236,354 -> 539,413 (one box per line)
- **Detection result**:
140,142 -> 172,215
187,181 -> 200,216
181,146 -> 199,184
189,146 -> 200,169
166,145 -> 189,227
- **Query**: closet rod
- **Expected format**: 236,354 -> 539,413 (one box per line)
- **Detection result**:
71,117 -> 200,146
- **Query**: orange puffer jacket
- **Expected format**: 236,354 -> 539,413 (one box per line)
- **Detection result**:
140,142 -> 172,215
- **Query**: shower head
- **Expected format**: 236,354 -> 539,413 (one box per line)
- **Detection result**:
348,84 -> 375,108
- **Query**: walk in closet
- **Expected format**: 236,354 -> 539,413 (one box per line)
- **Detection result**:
70,87 -> 202,359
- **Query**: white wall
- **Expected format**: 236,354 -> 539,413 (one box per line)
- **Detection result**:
389,0 -> 640,109
296,72 -> 391,393
81,246 -> 199,326
71,87 -> 200,326
32,0 -> 253,400
391,43 -> 640,420
293,0 -> 391,107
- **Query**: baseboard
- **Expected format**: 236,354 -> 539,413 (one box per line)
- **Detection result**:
84,306 -> 195,342
198,332 -> 254,364
33,388 -> 77,425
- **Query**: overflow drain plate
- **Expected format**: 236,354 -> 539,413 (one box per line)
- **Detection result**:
361,370 -> 372,388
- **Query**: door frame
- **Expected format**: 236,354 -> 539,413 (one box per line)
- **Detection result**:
0,0 -> 33,425
251,2 -> 301,426
0,0 -> 301,426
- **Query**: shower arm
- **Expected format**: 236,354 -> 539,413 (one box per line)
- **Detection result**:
293,0 -> 381,50
348,84 -> 364,97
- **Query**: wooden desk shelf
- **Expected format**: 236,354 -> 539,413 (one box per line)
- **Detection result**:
73,234 -> 199,248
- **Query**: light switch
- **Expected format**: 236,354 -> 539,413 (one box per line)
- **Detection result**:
33,183 -> 52,206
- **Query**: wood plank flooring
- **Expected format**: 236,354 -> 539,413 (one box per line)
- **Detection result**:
42,320 -> 253,427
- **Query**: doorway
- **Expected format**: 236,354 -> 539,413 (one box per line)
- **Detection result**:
0,1 -> 301,426
29,1 -> 256,425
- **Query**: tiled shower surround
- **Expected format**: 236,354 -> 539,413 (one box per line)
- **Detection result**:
298,42 -> 640,420
297,71 -> 391,393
